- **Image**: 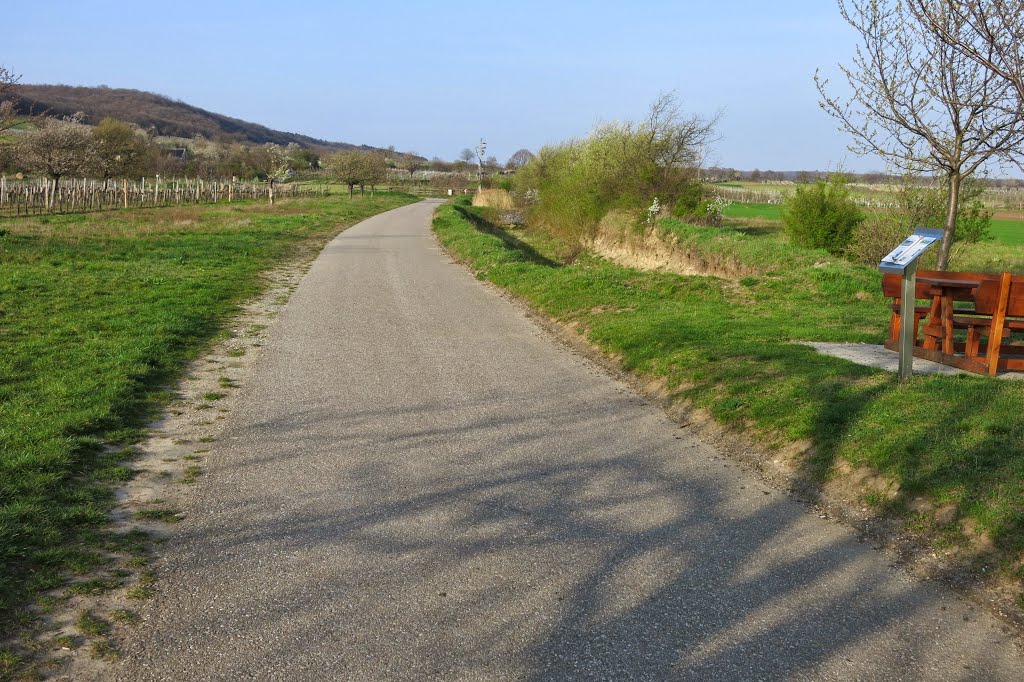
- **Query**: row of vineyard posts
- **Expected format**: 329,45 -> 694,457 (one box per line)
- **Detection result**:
0,176 -> 326,217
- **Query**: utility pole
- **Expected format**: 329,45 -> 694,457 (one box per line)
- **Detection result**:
476,138 -> 486,192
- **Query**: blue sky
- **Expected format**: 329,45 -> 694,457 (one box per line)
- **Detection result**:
4,0 -> 872,171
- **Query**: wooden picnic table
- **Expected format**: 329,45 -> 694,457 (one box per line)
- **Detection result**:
917,275 -> 983,355
881,269 -> 1024,376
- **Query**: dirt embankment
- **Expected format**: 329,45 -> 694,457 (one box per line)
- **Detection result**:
586,210 -> 755,280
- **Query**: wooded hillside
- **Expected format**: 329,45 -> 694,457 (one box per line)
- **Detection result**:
14,84 -> 382,153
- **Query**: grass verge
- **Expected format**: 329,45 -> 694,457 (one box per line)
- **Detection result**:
0,192 -> 417,643
434,201 -> 1024,594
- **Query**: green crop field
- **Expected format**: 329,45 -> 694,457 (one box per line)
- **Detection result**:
0,192 -> 417,644
991,218 -> 1024,245
721,202 -> 782,221
720,200 -> 1024,250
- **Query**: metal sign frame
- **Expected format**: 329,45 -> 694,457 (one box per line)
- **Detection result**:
878,228 -> 944,381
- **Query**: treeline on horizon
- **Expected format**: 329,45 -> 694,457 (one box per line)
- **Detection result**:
4,79 -> 1023,189
0,116 -> 516,186
704,167 -> 1024,189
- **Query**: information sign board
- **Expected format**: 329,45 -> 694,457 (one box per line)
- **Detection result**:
878,228 -> 944,274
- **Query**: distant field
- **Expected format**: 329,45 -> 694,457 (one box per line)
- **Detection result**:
991,218 -> 1024,245
722,202 -> 781,221
721,201 -> 1024,247
716,180 -> 1024,213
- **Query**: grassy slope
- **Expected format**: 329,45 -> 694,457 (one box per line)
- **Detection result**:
0,193 -> 417,636
434,202 -> 1024,587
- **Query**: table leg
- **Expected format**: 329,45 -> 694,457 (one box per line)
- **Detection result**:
922,295 -> 942,350
941,291 -> 955,355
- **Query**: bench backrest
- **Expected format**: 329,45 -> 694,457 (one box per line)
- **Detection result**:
1006,275 -> 1024,317
970,278 -> 1006,315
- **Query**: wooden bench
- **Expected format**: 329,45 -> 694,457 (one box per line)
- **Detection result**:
959,271 -> 1024,375
882,269 -> 1024,376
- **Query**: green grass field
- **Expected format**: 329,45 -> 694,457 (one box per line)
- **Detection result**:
435,201 -> 1024,592
990,218 -> 1024,245
721,202 -> 782,221
722,200 -> 1024,252
0,192 -> 417,647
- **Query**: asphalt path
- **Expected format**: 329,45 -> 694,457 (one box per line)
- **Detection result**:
112,200 -> 1023,680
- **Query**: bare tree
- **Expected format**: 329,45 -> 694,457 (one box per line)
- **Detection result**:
458,147 -> 475,164
642,92 -> 721,170
0,65 -> 20,134
401,152 -> 424,183
324,150 -> 366,198
92,117 -> 154,183
907,1 -> 1024,105
261,143 -> 291,205
505,148 -> 535,170
613,91 -> 721,206
16,115 -> 96,204
817,0 -> 1024,269
360,152 -> 388,196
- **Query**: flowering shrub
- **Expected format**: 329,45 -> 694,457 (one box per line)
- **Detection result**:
705,196 -> 730,227
646,197 -> 661,226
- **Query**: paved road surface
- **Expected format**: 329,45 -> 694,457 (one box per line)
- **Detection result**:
111,200 -> 1023,680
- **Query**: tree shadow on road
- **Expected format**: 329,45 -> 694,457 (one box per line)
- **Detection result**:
135,387 -> 1019,680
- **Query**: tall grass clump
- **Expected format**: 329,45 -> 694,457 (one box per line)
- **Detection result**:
471,188 -> 514,210
513,93 -> 718,244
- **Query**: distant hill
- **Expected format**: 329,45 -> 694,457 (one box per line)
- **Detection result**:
14,84 -> 393,154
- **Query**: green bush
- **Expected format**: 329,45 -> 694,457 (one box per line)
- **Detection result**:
671,181 -> 705,215
512,93 -> 716,244
954,193 -> 993,244
781,175 -> 864,255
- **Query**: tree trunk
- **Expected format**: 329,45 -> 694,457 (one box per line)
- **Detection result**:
268,178 -> 275,205
348,183 -> 354,199
937,171 -> 961,271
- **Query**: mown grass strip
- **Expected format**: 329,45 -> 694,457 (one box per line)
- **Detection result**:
434,202 -> 1024,583
0,193 -> 417,633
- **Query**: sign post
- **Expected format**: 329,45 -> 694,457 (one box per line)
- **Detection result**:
878,228 -> 944,381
